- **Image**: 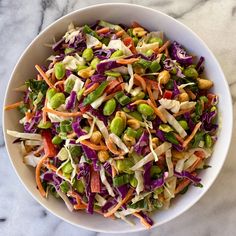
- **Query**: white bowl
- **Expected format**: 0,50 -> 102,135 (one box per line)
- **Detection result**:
3,3 -> 233,233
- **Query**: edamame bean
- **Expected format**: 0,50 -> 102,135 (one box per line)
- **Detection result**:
130,177 -> 138,188
50,93 -> 65,109
46,88 -> 57,100
37,120 -> 52,129
148,37 -> 163,46
110,49 -> 123,58
54,62 -> 65,80
179,120 -> 189,130
62,161 -> 73,174
91,57 -> 100,69
103,98 -> 116,116
183,67 -> 198,78
205,134 -> 213,148
110,116 -> 125,136
116,159 -> 133,172
77,65 -> 88,71
150,166 -> 162,178
82,48 -> 94,62
128,111 -> 143,121
137,104 -> 154,116
60,181 -> 69,193
125,127 -> 137,138
64,78 -> 75,93
73,179 -> 84,193
52,135 -> 63,145
150,61 -> 161,72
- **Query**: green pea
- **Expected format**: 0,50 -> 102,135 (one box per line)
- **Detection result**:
128,111 -> 143,121
60,181 -> 69,193
54,62 -> 66,80
205,134 -> 213,148
46,88 -> 57,100
179,120 -> 189,130
116,159 -> 133,172
103,98 -> 116,116
105,71 -> 121,77
137,104 -> 154,116
150,166 -> 162,178
73,179 -> 84,193
52,135 -> 63,145
145,49 -> 154,57
91,57 -> 100,69
132,37 -> 139,46
50,93 -> 65,109
37,120 -> 52,129
110,49 -> 123,58
130,177 -> 138,188
82,48 -> 94,62
150,61 -> 161,72
125,127 -> 137,138
77,65 -> 88,71
131,91 -> 146,102
62,161 -> 73,174
110,116 -> 125,136
148,37 -> 163,46
183,67 -> 198,78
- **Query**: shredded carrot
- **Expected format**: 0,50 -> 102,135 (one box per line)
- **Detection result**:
134,74 -> 147,91
80,140 -> 108,151
131,21 -> 143,28
83,83 -> 99,96
117,76 -> 124,83
116,57 -> 140,65
158,40 -> 170,53
175,172 -> 197,194
111,165 -> 117,178
54,80 -> 65,88
173,108 -> 193,117
130,99 -> 148,106
33,146 -> 44,156
84,78 -> 91,88
116,30 -> 124,37
104,188 -> 134,217
4,101 -> 23,111
96,27 -> 110,34
37,74 -> 42,80
147,99 -> 167,123
146,84 -> 157,106
174,133 -> 184,143
43,107 -> 82,117
51,72 -> 56,84
182,122 -> 202,148
35,65 -> 54,88
104,92 -> 116,102
45,163 -> 63,175
146,79 -> 159,90
186,89 -> 196,100
42,98 -> 48,123
105,80 -> 122,94
106,139 -> 124,155
133,212 -> 152,229
165,47 -> 169,57
67,132 -> 77,139
25,111 -> 34,121
35,154 -> 48,197
74,204 -> 87,210
186,157 -> 202,173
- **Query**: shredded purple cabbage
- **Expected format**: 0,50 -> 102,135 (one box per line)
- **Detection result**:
94,49 -> 115,60
97,60 -> 122,74
66,91 -> 77,110
174,171 -> 201,184
134,131 -> 149,155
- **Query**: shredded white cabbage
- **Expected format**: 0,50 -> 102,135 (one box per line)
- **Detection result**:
57,190 -> 74,212
95,194 -> 107,207
129,86 -> 142,97
178,82 -> 195,90
159,98 -> 181,113
158,107 -> 187,138
57,147 -> 69,161
165,149 -> 173,177
106,39 -> 132,56
114,212 -> 135,226
7,130 -> 42,140
100,165 -> 115,197
64,74 -> 84,92
164,176 -> 177,201
109,133 -> 129,154
90,93 -> 107,109
130,142 -> 172,171
86,34 -> 101,48
127,64 -> 134,93
183,154 -> 198,170
131,192 -> 151,204
136,42 -> 160,54
134,170 -> 144,195
180,101 -> 196,110
111,66 -> 128,74
23,152 -> 41,167
175,158 -> 187,173
62,54 -> 85,70
25,140 -> 42,146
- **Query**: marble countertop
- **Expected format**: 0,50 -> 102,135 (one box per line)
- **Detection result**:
0,0 -> 236,235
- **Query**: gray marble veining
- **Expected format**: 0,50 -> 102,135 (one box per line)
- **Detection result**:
0,0 -> 236,235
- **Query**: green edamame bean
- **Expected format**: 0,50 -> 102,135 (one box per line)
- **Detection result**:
128,111 -> 143,121
64,78 -> 75,93
137,104 -> 154,116
205,134 -> 213,148
54,62 -> 66,80
50,93 -> 65,109
91,57 -> 100,69
200,96 -> 208,103
110,116 -> 125,136
179,120 -> 189,130
62,161 -> 73,174
116,159 -> 133,172
125,127 -> 137,138
60,181 -> 69,193
150,166 -> 162,178
110,49 -> 123,58
77,65 -> 88,71
52,135 -> 63,145
73,179 -> 84,193
148,37 -> 163,46
150,61 -> 161,72
132,92 -> 146,102
82,48 -> 94,62
183,67 -> 198,78
103,98 -> 116,116
147,113 -> 156,121
130,177 -> 138,188
46,88 -> 57,100
37,120 -> 52,129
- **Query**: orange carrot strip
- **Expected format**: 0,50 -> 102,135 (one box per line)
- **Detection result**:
83,83 -> 99,96
158,40 -> 170,53
104,188 -> 134,217
182,122 -> 202,148
80,140 -> 108,151
116,30 -> 124,37
147,99 -> 167,123
33,146 -> 44,155
105,80 -> 121,94
131,21 -> 143,28
146,79 -> 159,90
96,27 -> 110,34
175,172 -> 197,194
111,165 -> 117,178
104,92 -> 117,102
174,133 -> 184,144
130,99 -> 148,106
146,84 -> 157,106
54,80 -> 65,88
186,157 -> 202,173
42,98 -> 48,123
43,107 -> 82,117
45,163 -> 63,175
106,139 -> 124,155
134,74 -> 147,91
186,89 -> 196,100
116,57 -> 140,65
90,168 -> 101,193
67,132 -> 77,139
4,101 -> 23,111
133,212 -> 152,229
84,78 -> 91,88
25,112 -> 34,121
74,204 -> 87,210
36,154 -> 48,197
165,47 -> 169,57
35,65 -> 54,88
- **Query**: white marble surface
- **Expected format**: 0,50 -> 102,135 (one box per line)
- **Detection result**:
0,0 -> 236,235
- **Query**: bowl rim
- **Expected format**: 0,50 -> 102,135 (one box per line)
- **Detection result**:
2,2 -> 233,233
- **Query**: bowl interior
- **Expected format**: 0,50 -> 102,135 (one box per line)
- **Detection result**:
3,3 -> 232,233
